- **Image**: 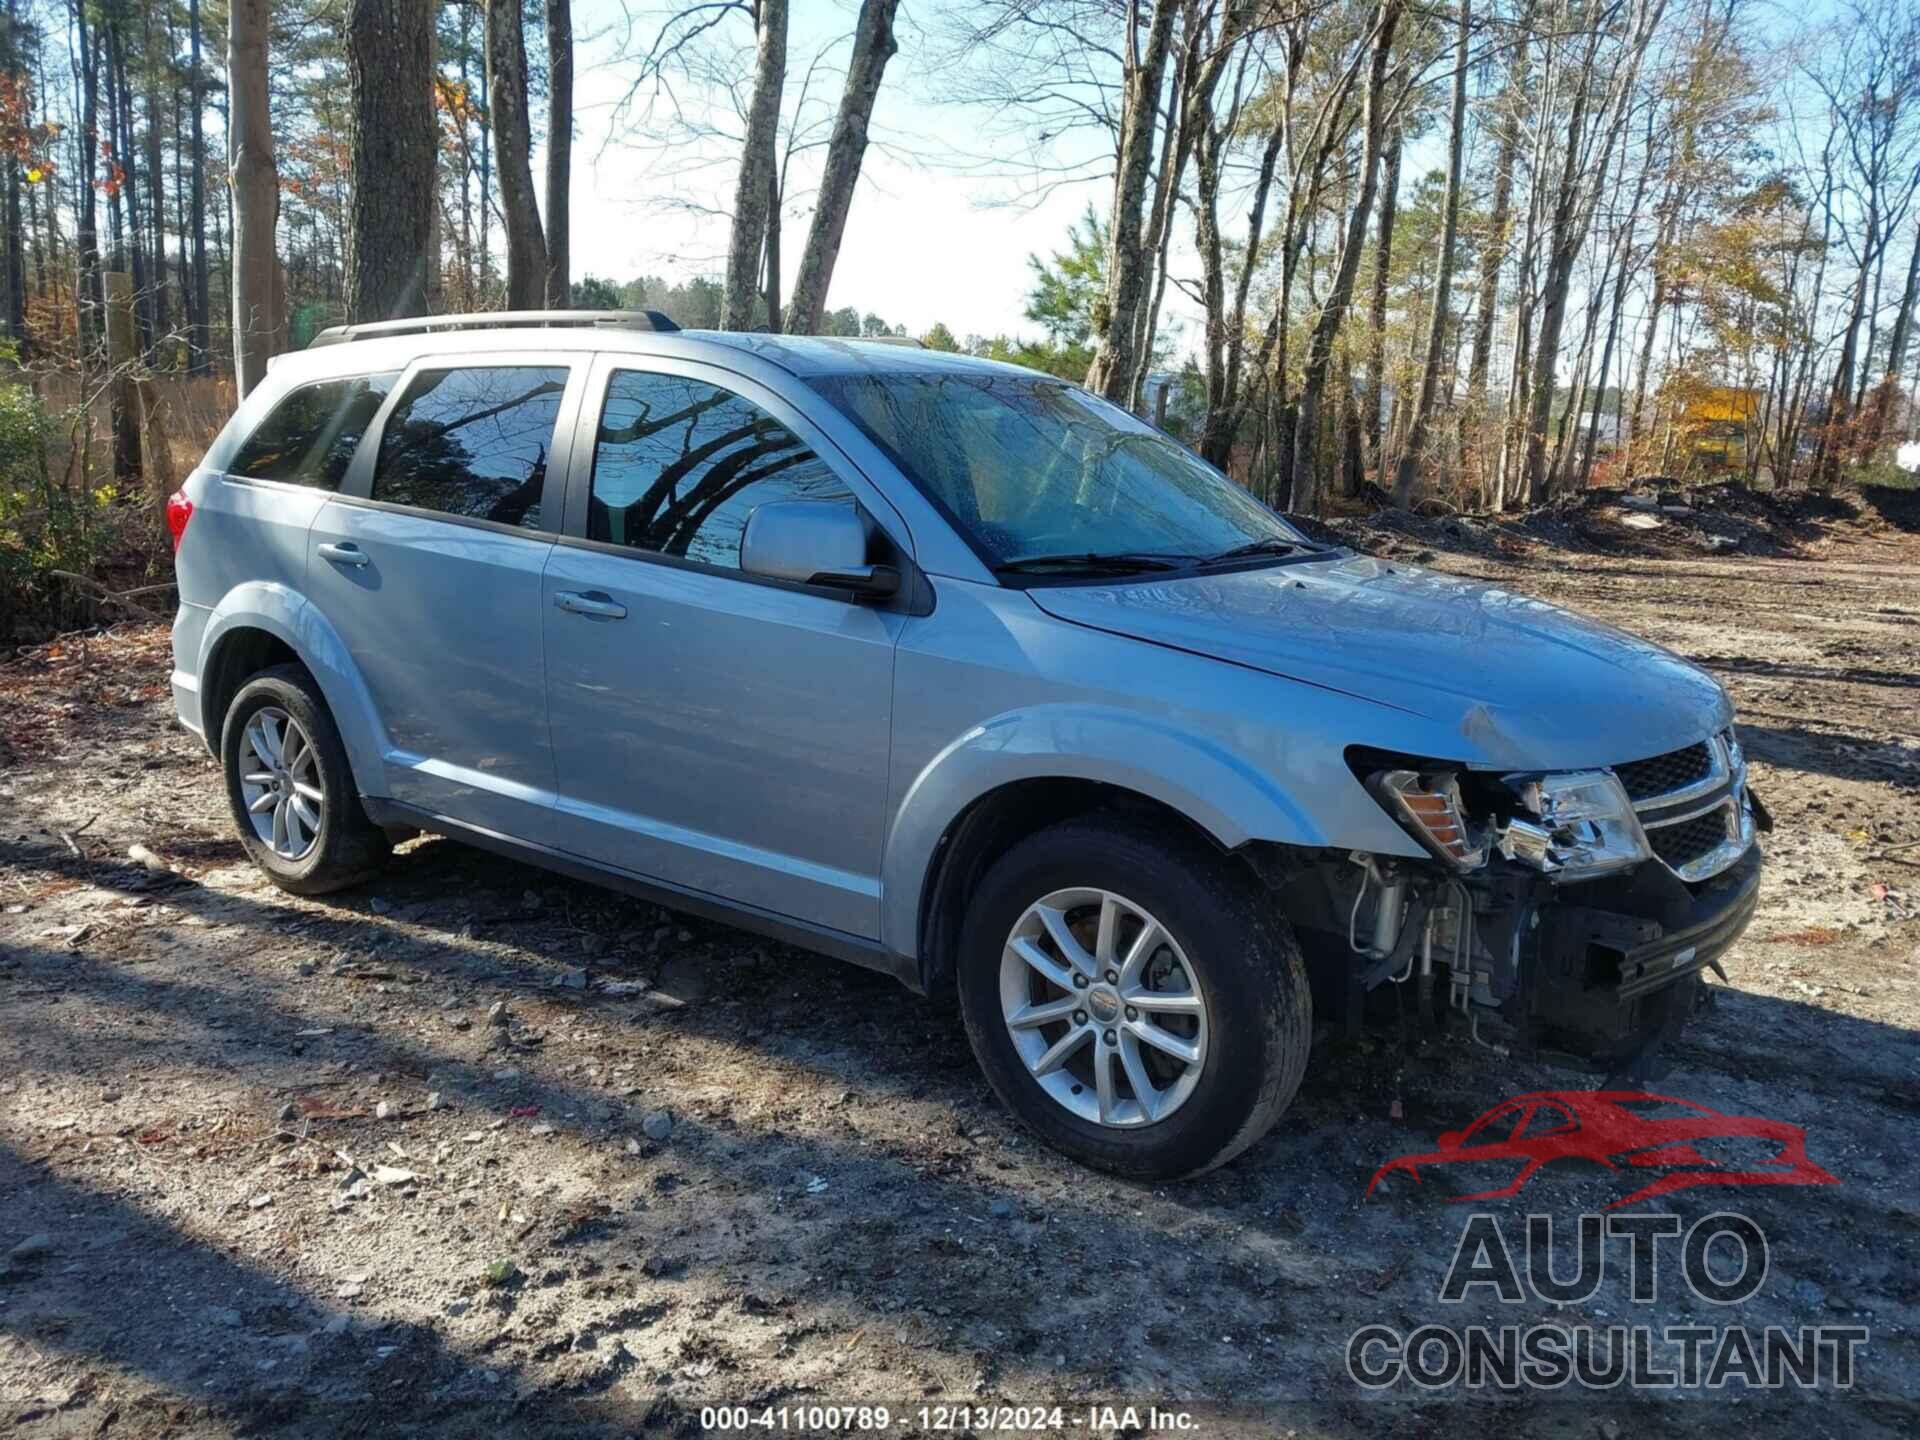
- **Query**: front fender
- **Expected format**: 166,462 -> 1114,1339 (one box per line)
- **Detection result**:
879,704 -> 1329,958
199,582 -> 391,797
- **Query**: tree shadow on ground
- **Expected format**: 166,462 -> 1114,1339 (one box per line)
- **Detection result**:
3,837 -> 1915,1434
1740,722 -> 1920,787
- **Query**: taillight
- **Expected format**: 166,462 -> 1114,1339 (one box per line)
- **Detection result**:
166,489 -> 194,553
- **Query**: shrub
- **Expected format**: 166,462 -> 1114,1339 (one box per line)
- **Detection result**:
0,378 -> 128,641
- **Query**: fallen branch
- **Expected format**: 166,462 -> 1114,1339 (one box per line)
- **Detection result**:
45,570 -> 166,618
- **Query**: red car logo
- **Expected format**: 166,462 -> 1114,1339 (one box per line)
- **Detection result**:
1367,1091 -> 1837,1209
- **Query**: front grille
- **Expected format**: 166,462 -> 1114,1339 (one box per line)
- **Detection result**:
1648,808 -> 1732,870
1615,742 -> 1713,801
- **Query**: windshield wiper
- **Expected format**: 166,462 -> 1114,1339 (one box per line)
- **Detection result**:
993,551 -> 1198,576
1196,536 -> 1312,567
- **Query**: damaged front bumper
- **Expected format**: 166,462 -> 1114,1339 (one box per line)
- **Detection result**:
1483,841 -> 1762,1070
1282,827 -> 1764,1077
1303,731 -> 1769,1075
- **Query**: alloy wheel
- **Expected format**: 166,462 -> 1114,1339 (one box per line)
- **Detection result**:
238,706 -> 325,861
998,887 -> 1210,1127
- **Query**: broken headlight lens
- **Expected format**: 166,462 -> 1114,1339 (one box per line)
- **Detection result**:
1500,770 -> 1649,879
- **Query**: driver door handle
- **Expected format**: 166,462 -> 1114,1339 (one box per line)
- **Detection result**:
316,542 -> 370,567
554,590 -> 627,620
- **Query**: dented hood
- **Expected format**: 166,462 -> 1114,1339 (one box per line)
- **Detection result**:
1025,553 -> 1732,770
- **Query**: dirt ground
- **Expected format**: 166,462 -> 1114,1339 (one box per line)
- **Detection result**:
2,486 -> 1918,1438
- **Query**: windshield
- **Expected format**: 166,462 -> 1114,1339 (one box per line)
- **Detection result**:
807,373 -> 1306,570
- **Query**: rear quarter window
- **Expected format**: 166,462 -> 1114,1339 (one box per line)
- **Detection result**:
226,372 -> 401,488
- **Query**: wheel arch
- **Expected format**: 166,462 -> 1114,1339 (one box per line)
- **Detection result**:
196,583 -> 391,796
888,707 -> 1329,995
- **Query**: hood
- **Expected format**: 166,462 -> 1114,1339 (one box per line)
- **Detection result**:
1026,554 -> 1731,771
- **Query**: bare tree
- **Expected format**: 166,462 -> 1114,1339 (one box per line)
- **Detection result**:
1290,0 -> 1402,516
1876,217 -> 1920,438
786,0 -> 900,335
1083,0 -> 1179,400
546,0 -> 573,307
1392,0 -> 1470,505
1462,0 -> 1533,462
229,0 -> 279,397
347,0 -> 436,324
1809,0 -> 1920,481
486,0 -> 549,309
1515,0 -> 1666,504
1364,122 -> 1402,480
188,0 -> 210,371
725,0 -> 789,330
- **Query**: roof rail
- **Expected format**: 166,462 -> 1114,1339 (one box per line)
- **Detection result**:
308,309 -> 680,349
843,335 -> 922,348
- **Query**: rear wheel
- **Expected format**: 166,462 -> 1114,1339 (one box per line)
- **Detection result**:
222,664 -> 389,895
956,815 -> 1312,1180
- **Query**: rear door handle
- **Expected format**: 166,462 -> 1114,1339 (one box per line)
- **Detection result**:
317,542 -> 370,567
554,590 -> 627,620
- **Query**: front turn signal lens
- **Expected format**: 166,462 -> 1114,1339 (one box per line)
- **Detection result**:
1367,768 -> 1488,870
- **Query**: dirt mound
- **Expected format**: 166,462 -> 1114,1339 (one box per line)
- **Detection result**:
1293,478 -> 1856,563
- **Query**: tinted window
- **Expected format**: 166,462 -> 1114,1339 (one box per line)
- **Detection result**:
228,372 -> 399,488
588,371 -> 851,570
372,366 -> 570,528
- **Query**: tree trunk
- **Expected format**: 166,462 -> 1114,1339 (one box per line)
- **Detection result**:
2,0 -> 24,351
1185,3 -> 1264,465
347,1 -> 437,323
188,0 -> 210,372
1464,4 -> 1529,415
1082,0 -> 1178,400
763,166 -> 782,331
459,4 -> 474,305
1519,0 -> 1662,503
723,0 -> 788,331
142,2 -> 170,353
544,0 -> 572,307
425,15 -> 444,313
785,0 -> 899,335
229,0 -> 279,397
108,18 -> 154,358
1289,0 -> 1400,517
486,0 -> 549,309
1364,125 -> 1402,482
1129,77 -> 1187,410
1392,0 -> 1469,506
1870,219 -> 1920,447
73,0 -> 103,368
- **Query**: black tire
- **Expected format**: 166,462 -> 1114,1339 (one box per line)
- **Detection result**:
221,663 -> 390,895
956,814 -> 1312,1180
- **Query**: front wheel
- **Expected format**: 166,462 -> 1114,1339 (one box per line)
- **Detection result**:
222,664 -> 389,895
956,815 -> 1312,1180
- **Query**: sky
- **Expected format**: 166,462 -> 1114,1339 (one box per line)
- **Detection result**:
556,0 -> 1143,342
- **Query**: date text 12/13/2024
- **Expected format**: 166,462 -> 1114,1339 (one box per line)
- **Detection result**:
701,1406 -> 1200,1433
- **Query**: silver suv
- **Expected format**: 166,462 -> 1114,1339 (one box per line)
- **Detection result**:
168,312 -> 1764,1179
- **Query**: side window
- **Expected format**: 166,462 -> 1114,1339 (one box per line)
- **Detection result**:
371,365 -> 570,529
587,370 -> 852,571
227,372 -> 399,488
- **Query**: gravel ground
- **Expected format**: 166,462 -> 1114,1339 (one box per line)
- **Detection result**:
1,488 -> 1917,1438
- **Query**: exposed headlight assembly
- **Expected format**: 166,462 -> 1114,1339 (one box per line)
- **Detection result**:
1499,770 -> 1650,879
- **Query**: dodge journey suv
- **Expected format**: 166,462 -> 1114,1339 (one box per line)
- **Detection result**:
168,311 -> 1764,1179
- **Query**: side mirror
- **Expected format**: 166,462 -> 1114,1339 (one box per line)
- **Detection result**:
741,499 -> 899,599
1437,1130 -> 1463,1150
